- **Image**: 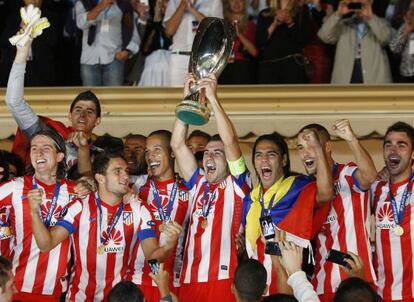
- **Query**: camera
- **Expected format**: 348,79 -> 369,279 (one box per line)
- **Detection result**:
325,249 -> 352,267
347,2 -> 362,10
264,241 -> 282,256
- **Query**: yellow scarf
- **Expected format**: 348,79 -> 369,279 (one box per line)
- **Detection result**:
246,176 -> 296,251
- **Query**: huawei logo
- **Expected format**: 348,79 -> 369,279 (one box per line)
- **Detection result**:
149,194 -> 169,213
377,203 -> 394,223
41,202 -> 63,220
102,229 -> 123,245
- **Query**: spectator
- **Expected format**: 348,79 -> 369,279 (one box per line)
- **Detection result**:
318,0 -> 392,83
186,130 -> 210,154
389,0 -> 414,82
0,256 -> 16,302
0,0 -> 65,87
139,0 -> 173,86
333,278 -> 378,302
164,0 -> 223,86
303,0 -> 333,83
124,134 -> 148,186
107,281 -> 145,302
232,259 -> 267,302
219,0 -> 259,85
75,0 -> 140,86
256,0 -> 311,84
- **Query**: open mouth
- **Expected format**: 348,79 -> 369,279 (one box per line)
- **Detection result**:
304,159 -> 315,168
388,156 -> 401,168
36,159 -> 46,165
149,161 -> 160,169
205,162 -> 216,174
261,167 -> 272,178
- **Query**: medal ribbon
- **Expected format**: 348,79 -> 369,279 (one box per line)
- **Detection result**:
150,178 -> 178,223
94,192 -> 125,246
202,182 -> 219,219
389,172 -> 413,226
32,176 -> 61,227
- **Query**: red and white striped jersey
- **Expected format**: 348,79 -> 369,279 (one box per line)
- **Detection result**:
312,163 -> 376,295
372,176 -> 414,301
57,193 -> 156,302
0,176 -> 75,300
0,206 -> 13,259
180,169 -> 250,284
127,177 -> 189,287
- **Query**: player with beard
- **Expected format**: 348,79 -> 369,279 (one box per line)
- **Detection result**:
124,134 -> 148,189
242,131 -> 333,294
127,130 -> 189,302
297,121 -> 377,302
28,153 -> 183,301
371,122 -> 414,302
171,74 -> 250,302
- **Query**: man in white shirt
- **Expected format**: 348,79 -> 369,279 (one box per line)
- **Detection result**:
164,0 -> 223,86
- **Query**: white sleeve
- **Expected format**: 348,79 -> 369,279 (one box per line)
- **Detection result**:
287,271 -> 320,302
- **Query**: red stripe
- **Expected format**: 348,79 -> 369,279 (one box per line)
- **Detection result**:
33,252 -> 50,292
381,219 -> 393,300
84,202 -> 98,300
401,204 -> 413,299
208,188 -> 225,279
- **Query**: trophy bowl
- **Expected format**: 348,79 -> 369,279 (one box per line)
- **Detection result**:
175,17 -> 235,126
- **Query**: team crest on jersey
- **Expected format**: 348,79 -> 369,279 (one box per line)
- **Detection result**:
179,190 -> 189,202
123,211 -> 133,226
376,202 -> 396,229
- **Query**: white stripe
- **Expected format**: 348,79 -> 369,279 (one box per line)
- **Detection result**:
218,181 -> 233,280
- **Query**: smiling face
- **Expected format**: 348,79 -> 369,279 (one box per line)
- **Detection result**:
383,131 -> 414,182
203,140 -> 229,184
97,158 -> 130,198
254,140 -> 286,189
145,135 -> 174,181
124,136 -> 147,175
68,100 -> 101,135
30,135 -> 64,177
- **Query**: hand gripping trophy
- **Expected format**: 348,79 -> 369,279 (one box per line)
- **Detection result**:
175,17 -> 235,126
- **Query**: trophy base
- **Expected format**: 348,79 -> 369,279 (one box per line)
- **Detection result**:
175,99 -> 211,126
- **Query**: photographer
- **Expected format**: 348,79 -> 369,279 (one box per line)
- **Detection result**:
389,0 -> 414,82
318,0 -> 392,83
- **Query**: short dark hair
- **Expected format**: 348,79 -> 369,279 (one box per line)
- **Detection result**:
208,133 -> 222,143
262,294 -> 298,302
30,129 -> 67,179
234,259 -> 267,302
93,152 -> 126,176
94,134 -> 124,155
107,281 -> 144,302
384,121 -> 414,147
125,134 -> 146,141
252,132 -> 291,176
188,130 -> 211,140
334,277 -> 377,302
3,151 -> 24,177
70,90 -> 101,118
299,123 -> 331,142
0,256 -> 12,292
148,130 -> 173,152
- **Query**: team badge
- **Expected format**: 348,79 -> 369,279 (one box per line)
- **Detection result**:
123,212 -> 133,226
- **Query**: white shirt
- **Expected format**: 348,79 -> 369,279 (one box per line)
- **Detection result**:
164,0 -> 223,52
76,2 -> 140,65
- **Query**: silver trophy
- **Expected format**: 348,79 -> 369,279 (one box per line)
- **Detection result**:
175,17 -> 235,125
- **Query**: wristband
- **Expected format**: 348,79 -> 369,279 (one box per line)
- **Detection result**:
227,156 -> 246,176
160,294 -> 173,302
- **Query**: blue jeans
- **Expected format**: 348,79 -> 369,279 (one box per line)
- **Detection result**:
81,59 -> 124,86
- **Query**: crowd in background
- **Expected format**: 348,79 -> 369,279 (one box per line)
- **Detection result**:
1,0 -> 414,86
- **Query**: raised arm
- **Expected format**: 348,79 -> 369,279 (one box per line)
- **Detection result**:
164,0 -> 187,37
333,119 -> 377,190
28,189 -> 70,252
171,76 -> 199,182
5,39 -> 41,135
198,75 -> 242,162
